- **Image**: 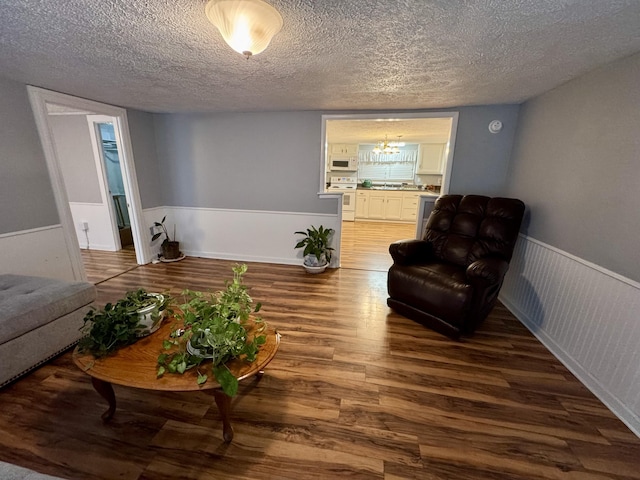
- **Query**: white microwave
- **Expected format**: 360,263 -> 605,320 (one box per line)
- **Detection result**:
330,156 -> 357,171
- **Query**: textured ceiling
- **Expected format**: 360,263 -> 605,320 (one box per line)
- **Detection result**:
1,0 -> 639,113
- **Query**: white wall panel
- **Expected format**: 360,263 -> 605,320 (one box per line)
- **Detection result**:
69,202 -> 118,251
0,225 -> 75,280
501,234 -> 640,436
142,206 -> 341,267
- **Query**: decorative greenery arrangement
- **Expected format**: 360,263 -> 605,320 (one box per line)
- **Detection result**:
156,264 -> 266,396
294,225 -> 335,266
78,289 -> 172,358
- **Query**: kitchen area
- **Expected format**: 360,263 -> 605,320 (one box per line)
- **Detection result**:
325,116 -> 454,234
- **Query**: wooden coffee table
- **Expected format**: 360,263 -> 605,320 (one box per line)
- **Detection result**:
73,318 -> 279,442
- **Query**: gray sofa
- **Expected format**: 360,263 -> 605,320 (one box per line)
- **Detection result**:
0,274 -> 96,387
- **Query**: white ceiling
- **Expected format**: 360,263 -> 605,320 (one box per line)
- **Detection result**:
1,0 -> 639,114
326,117 -> 453,144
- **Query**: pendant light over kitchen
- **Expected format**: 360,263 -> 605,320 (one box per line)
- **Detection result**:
205,0 -> 283,59
372,135 -> 404,154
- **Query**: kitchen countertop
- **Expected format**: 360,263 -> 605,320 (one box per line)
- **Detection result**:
356,186 -> 440,195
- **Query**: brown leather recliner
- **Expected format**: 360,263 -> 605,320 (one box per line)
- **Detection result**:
387,195 -> 525,339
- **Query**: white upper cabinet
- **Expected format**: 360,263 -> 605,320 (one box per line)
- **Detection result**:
417,143 -> 445,175
330,144 -> 359,156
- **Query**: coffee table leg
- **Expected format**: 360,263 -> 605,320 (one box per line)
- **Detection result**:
213,389 -> 234,442
91,377 -> 116,422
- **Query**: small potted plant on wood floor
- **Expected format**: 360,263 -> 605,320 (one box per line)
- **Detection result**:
152,216 -> 182,261
78,289 -> 172,358
294,225 -> 335,273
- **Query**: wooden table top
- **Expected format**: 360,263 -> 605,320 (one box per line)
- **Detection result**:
73,317 -> 280,392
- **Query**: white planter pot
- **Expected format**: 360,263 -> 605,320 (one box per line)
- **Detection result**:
303,264 -> 328,274
135,293 -> 166,336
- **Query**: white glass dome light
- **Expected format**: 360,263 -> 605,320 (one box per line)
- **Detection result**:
205,0 -> 283,58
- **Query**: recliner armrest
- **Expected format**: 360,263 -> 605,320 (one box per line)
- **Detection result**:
466,257 -> 509,286
389,239 -> 434,265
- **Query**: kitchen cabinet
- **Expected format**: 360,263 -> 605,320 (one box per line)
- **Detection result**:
355,191 -> 369,218
417,143 -> 445,174
401,192 -> 421,221
384,193 -> 404,220
356,190 -> 416,221
367,192 -> 386,219
330,144 -> 358,156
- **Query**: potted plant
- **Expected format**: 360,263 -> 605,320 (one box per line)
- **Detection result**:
294,225 -> 335,273
156,264 -> 266,397
152,216 -> 181,260
78,289 -> 172,358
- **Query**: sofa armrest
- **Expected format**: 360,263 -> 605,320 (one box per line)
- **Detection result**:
466,257 -> 509,286
389,239 -> 434,265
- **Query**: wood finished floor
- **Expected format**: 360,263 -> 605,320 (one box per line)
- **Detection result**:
1,233 -> 639,479
340,220 -> 416,272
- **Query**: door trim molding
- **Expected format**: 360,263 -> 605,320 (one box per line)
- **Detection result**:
27,87 -> 151,276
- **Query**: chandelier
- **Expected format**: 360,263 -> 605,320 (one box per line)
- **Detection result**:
372,135 -> 405,154
205,0 -> 283,59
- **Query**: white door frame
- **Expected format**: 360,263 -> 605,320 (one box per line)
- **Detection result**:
86,115 -> 124,252
28,87 -> 152,280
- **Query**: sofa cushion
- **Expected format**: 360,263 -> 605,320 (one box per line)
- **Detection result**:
0,274 -> 95,345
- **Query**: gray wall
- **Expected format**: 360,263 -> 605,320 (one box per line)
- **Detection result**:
152,106 -> 520,214
506,52 -> 640,282
449,105 -> 520,195
48,115 -> 101,204
127,109 -> 163,209
153,111 -> 337,213
0,77 -> 59,234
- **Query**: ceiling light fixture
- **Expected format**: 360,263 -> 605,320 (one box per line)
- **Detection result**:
372,135 -> 404,154
205,0 -> 283,59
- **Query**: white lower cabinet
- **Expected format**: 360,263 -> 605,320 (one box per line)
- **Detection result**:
355,190 -> 420,222
355,191 -> 369,218
367,192 -> 386,219
401,192 -> 421,221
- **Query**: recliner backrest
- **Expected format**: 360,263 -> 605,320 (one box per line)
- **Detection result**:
423,195 -> 525,267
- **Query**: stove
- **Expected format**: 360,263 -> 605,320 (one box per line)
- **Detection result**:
327,176 -> 357,190
327,176 -> 357,221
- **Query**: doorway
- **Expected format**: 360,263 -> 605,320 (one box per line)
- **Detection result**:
28,87 -> 151,281
321,112 -> 459,269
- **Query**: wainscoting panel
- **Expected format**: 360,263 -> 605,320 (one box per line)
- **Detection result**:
500,234 -> 640,436
142,206 -> 341,266
69,202 -> 118,251
0,225 -> 75,281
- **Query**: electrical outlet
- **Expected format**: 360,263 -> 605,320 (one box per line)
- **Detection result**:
81,221 -> 89,231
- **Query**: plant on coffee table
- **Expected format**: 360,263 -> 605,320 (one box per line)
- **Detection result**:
78,289 -> 172,358
156,264 -> 266,396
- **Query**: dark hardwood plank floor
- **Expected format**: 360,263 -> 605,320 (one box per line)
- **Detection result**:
1,242 -> 639,479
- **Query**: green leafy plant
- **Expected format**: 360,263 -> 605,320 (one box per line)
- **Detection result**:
78,289 -> 172,358
151,215 -> 174,243
156,264 -> 266,396
294,225 -> 335,266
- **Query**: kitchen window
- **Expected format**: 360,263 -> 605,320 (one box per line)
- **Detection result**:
357,149 -> 417,181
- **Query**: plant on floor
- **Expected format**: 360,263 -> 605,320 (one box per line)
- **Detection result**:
156,264 -> 266,396
78,289 -> 172,358
151,216 -> 181,260
294,225 -> 335,269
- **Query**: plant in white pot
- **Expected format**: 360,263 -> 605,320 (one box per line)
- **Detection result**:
294,225 -> 335,273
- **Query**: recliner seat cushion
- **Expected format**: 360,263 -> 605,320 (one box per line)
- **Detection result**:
388,263 -> 473,328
